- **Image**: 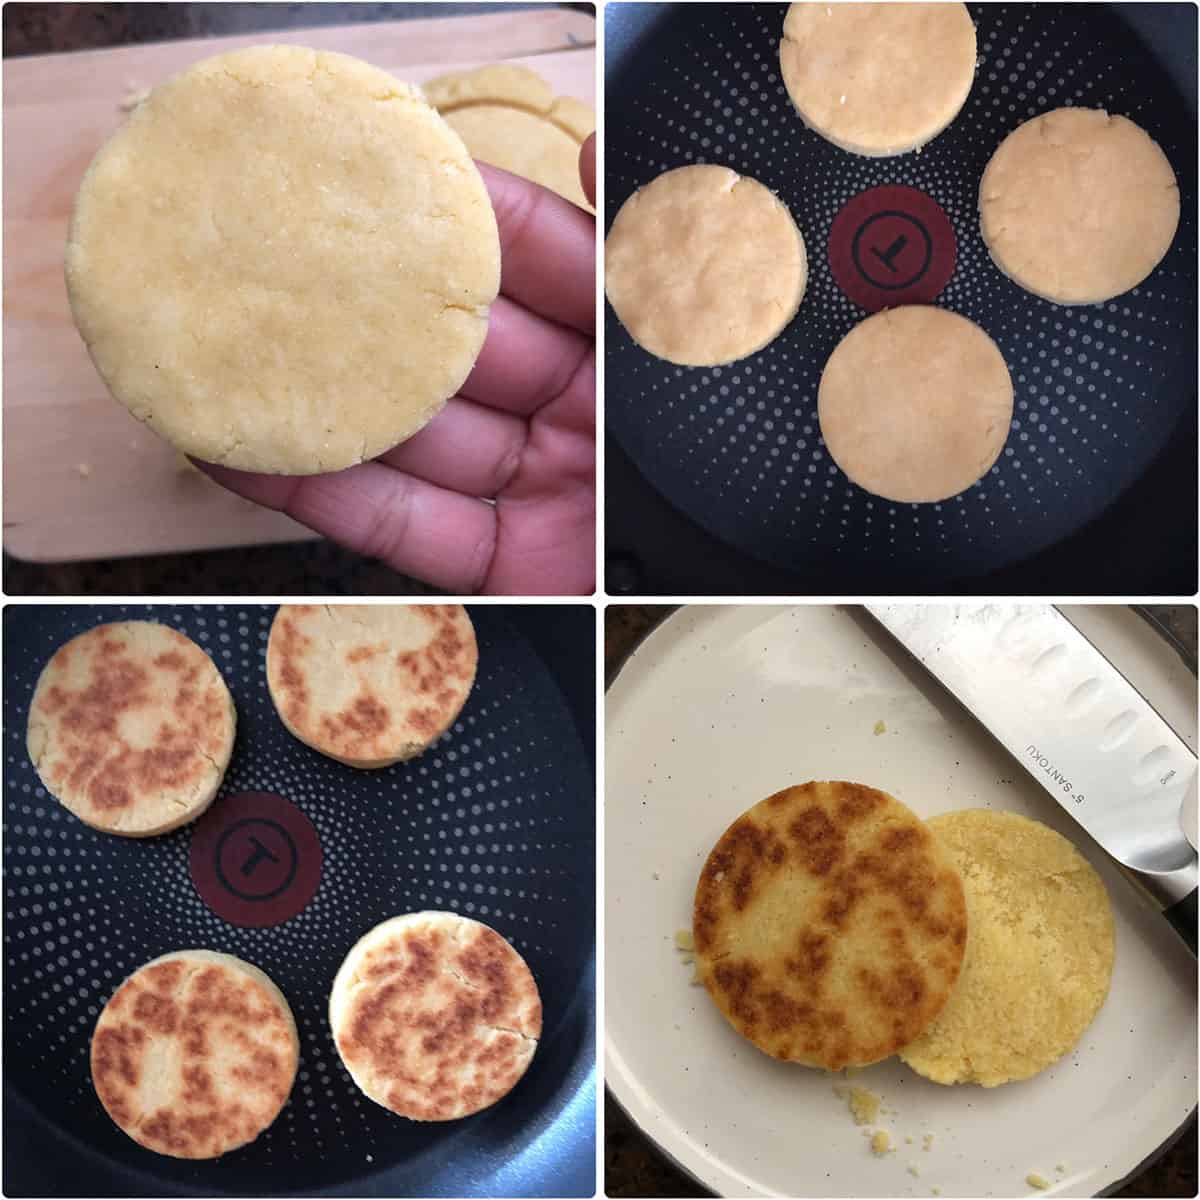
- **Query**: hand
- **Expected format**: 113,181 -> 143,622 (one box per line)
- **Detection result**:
199,135 -> 596,595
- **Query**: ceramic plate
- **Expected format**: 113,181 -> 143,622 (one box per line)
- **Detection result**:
605,605 -> 1196,1198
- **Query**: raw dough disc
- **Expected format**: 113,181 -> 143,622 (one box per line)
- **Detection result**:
424,64 -> 594,210
818,306 -> 1013,503
65,45 -> 500,475
329,912 -> 541,1120
605,164 -> 807,367
899,810 -> 1116,1087
979,107 -> 1180,304
27,621 -> 235,837
779,3 -> 977,156
266,603 -> 477,768
91,950 -> 298,1158
693,781 -> 967,1070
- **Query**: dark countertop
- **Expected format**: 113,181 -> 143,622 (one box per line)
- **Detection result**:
604,604 -> 1198,1199
2,2 -> 549,56
2,1 -> 563,597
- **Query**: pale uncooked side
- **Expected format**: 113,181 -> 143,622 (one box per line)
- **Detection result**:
65,45 -> 500,475
329,912 -> 541,1121
779,3 -> 977,156
27,621 -> 235,837
818,306 -> 1013,503
424,64 -> 594,209
605,165 -> 807,367
979,107 -> 1180,304
91,950 -> 298,1158
265,604 -> 477,768
899,810 -> 1116,1087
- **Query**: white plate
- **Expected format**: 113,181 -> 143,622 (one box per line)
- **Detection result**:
605,605 -> 1197,1199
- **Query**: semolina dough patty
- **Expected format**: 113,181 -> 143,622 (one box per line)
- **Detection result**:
979,107 -> 1180,305
818,306 -> 1013,503
424,64 -> 594,210
329,912 -> 541,1121
65,44 -> 500,475
899,810 -> 1116,1087
27,621 -> 235,837
91,950 -> 298,1158
605,164 -> 807,367
779,2 -> 977,156
266,604 -> 476,768
693,782 -> 967,1070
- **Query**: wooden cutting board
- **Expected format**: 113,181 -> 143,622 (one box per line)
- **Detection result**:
3,8 -> 595,563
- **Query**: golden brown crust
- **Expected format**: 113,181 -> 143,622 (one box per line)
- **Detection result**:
266,605 -> 477,767
91,951 -> 298,1159
693,782 -> 966,1069
26,622 -> 234,836
330,913 -> 541,1121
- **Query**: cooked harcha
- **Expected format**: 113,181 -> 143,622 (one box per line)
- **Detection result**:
27,621 -> 235,836
91,950 -> 298,1159
266,604 -> 476,768
330,912 -> 541,1121
693,781 -> 967,1070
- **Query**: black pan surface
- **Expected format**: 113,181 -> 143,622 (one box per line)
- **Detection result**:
605,2 -> 1198,592
2,604 -> 595,1198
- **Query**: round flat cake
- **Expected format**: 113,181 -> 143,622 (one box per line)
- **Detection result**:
329,912 -> 542,1121
818,306 -> 1013,503
423,64 -> 594,209
779,2 -> 976,156
979,107 -> 1180,304
899,810 -> 1116,1086
65,44 -> 500,475
693,781 -> 967,1070
605,164 -> 807,367
27,621 -> 235,836
91,950 -> 298,1158
266,604 -> 477,768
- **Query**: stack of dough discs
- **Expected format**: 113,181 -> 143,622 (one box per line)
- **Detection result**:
423,64 -> 594,210
65,45 -> 500,475
91,950 -> 299,1158
329,912 -> 542,1121
26,621 -> 235,837
980,107 -> 1180,305
779,3 -> 977,156
266,604 -> 477,768
899,810 -> 1116,1086
693,782 -> 967,1070
818,306 -> 1013,503
605,164 -> 807,367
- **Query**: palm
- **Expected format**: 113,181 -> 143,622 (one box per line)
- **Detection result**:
199,154 -> 596,596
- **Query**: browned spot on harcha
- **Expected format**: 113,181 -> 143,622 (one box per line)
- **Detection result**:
35,626 -> 226,822
788,805 -> 845,876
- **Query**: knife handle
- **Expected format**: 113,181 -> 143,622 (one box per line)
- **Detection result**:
1164,888 -> 1197,957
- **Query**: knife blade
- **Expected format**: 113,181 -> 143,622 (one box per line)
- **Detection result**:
865,603 -> 1197,950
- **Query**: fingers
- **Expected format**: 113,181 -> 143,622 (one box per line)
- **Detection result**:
374,396 -> 526,497
478,162 -> 595,335
460,294 -> 592,418
579,133 -> 596,208
196,461 -> 496,594
484,349 -> 596,595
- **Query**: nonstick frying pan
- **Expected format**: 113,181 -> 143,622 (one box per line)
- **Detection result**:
605,2 -> 1198,595
2,604 -> 595,1198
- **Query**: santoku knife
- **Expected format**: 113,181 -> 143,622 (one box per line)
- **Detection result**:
865,603 -> 1197,954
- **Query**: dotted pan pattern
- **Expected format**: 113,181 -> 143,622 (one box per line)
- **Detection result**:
3,605 -> 594,1195
606,3 -> 1198,582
